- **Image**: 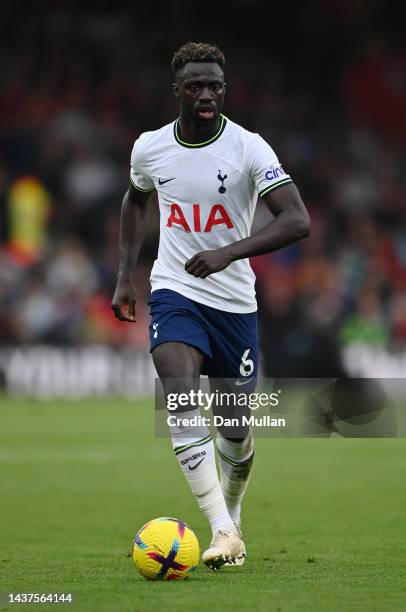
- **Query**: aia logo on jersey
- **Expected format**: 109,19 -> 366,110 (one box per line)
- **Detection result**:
166,203 -> 234,233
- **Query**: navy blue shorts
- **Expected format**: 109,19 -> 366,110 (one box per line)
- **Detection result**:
149,289 -> 258,381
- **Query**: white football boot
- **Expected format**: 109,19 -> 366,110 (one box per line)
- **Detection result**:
202,528 -> 246,570
223,521 -> 246,566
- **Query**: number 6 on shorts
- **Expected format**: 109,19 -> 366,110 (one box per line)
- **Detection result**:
239,348 -> 254,377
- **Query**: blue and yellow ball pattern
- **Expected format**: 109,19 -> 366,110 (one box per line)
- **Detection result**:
132,517 -> 200,580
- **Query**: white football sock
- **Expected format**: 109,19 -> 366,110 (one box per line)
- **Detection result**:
169,408 -> 235,535
216,430 -> 254,525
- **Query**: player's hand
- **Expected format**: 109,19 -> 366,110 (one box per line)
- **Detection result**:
111,277 -> 137,322
185,248 -> 233,278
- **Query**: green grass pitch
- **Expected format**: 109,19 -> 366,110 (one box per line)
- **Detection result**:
1,396 -> 405,612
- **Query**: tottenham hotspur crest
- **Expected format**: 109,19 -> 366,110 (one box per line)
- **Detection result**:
217,170 -> 227,194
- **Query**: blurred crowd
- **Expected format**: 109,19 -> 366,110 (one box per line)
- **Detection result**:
0,1 -> 405,376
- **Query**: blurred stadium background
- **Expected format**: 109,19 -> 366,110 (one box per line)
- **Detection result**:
0,0 -> 405,396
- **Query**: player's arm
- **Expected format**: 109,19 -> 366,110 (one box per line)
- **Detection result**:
111,183 -> 151,321
228,182 -> 310,258
185,183 -> 310,278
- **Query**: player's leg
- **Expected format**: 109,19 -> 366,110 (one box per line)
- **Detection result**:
215,422 -> 254,528
152,341 -> 236,537
209,378 -> 254,566
204,309 -> 258,553
150,289 -> 245,568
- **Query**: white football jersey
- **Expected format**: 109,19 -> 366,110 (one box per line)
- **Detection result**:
130,115 -> 292,313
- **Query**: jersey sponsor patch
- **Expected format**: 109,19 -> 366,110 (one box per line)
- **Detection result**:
265,164 -> 287,181
166,203 -> 234,233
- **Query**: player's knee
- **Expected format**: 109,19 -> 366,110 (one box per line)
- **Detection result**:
217,425 -> 251,442
218,428 -> 254,452
164,379 -> 201,414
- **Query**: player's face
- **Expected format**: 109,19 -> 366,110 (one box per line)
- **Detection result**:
173,62 -> 225,123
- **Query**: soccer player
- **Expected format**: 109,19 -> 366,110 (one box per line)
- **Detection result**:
111,42 -> 310,569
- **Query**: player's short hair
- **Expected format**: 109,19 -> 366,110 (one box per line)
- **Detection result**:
171,42 -> 225,77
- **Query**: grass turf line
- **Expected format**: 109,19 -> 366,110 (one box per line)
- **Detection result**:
0,396 -> 405,612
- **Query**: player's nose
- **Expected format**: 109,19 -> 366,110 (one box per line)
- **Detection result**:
198,86 -> 215,101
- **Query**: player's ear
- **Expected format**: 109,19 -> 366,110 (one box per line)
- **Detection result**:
172,83 -> 180,98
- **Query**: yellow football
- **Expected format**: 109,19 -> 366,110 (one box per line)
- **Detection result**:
132,517 -> 200,580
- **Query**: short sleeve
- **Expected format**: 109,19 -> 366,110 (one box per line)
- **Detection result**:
248,134 -> 292,199
129,137 -> 155,192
